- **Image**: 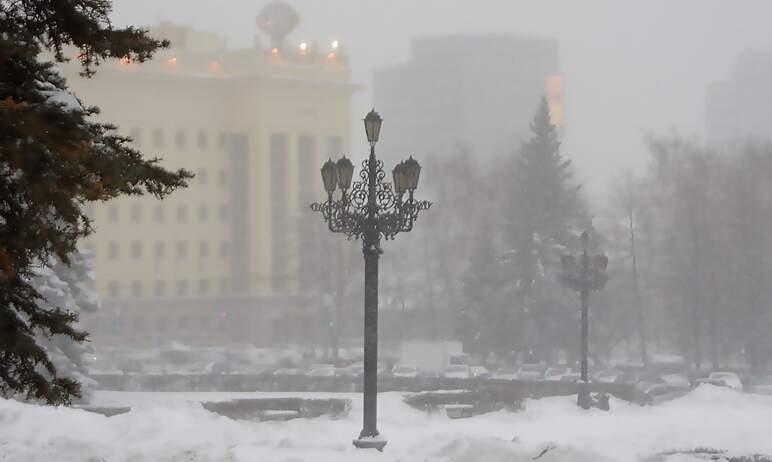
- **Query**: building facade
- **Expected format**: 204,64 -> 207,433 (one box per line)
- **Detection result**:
373,35 -> 562,162
63,9 -> 354,347
706,51 -> 772,147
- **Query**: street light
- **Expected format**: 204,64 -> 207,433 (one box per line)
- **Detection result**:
558,231 -> 608,409
311,109 -> 431,451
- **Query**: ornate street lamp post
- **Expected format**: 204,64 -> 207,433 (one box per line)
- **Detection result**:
311,109 -> 431,450
558,231 -> 608,409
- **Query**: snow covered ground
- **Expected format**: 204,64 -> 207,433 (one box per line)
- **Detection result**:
0,385 -> 770,461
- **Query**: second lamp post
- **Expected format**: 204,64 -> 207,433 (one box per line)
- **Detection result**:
558,231 -> 608,409
311,109 -> 430,450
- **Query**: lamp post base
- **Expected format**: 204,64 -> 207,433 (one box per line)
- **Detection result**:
577,381 -> 592,410
353,435 -> 387,451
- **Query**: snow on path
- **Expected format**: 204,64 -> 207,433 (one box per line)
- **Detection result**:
0,385 -> 770,461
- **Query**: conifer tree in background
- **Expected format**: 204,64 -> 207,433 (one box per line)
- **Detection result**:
0,0 -> 192,404
504,97 -> 589,362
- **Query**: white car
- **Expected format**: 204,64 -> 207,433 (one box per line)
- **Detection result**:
272,368 -> 302,376
307,367 -> 336,377
392,365 -> 418,378
443,365 -> 471,379
516,364 -> 547,381
702,371 -> 743,391
470,366 -> 491,379
544,366 -> 573,382
493,367 -> 520,381
593,370 -> 619,383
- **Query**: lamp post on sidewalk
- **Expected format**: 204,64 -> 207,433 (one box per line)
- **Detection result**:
311,109 -> 431,450
558,231 -> 608,409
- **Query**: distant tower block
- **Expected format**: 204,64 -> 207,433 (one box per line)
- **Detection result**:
256,1 -> 300,49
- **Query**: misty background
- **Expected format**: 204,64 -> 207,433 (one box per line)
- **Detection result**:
112,0 -> 772,198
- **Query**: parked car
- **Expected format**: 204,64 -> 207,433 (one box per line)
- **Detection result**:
492,367 -> 520,381
544,366 -> 573,382
697,371 -> 743,391
559,373 -> 582,383
334,368 -> 353,377
308,363 -> 335,373
443,365 -> 471,379
593,370 -> 619,384
307,365 -> 336,377
393,365 -> 418,378
470,366 -> 491,379
416,369 -> 441,379
272,368 -> 302,376
346,364 -> 364,378
516,363 -> 547,381
638,383 -> 686,405
661,373 -> 692,389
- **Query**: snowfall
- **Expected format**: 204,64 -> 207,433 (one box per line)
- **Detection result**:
0,385 -> 770,461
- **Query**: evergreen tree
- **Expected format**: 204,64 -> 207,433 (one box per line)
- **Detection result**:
505,97 -> 588,361
0,0 -> 191,404
30,250 -> 99,401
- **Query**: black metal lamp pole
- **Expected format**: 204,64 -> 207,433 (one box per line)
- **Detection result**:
559,231 -> 608,409
311,109 -> 430,450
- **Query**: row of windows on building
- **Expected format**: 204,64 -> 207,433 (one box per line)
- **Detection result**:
106,203 -> 230,224
129,128 -> 230,150
106,277 -> 231,299
104,240 -> 230,260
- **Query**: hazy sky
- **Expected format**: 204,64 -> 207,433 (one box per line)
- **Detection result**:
112,0 -> 772,197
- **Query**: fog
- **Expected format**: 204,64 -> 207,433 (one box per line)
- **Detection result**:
112,0 -> 772,197
9,0 -> 772,458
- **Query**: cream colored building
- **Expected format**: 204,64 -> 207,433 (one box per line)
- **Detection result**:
63,11 -> 355,347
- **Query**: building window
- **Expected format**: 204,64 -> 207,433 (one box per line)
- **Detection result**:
153,204 -> 164,222
131,241 -> 142,259
219,169 -> 227,186
154,241 -> 165,258
153,280 -> 166,297
197,168 -> 207,186
198,279 -> 210,295
108,205 -> 119,223
218,132 -> 228,149
175,129 -> 186,148
200,316 -> 210,329
152,128 -> 164,147
130,280 -> 143,297
178,316 -> 189,329
108,281 -> 120,298
176,205 -> 188,222
219,241 -> 229,258
196,130 -> 208,149
218,204 -> 228,222
130,204 -> 142,222
132,317 -> 145,331
198,241 -> 209,258
108,242 -> 119,259
129,128 -> 141,146
220,277 -> 229,293
176,241 -> 187,258
157,317 -> 168,332
198,205 -> 208,223
176,279 -> 188,296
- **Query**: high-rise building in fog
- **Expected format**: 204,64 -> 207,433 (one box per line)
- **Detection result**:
373,35 -> 563,161
707,51 -> 772,146
62,4 -> 354,347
